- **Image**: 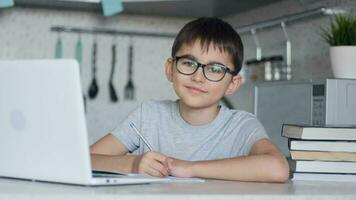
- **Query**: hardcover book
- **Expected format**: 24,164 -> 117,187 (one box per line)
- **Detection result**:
289,139 -> 356,152
290,150 -> 356,162
282,124 -> 356,140
292,172 -> 356,182
288,159 -> 356,174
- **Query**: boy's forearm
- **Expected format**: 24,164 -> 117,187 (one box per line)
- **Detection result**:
190,154 -> 289,182
91,154 -> 137,173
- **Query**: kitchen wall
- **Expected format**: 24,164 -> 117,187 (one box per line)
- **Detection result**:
1,0 -> 355,144
225,0 -> 356,113
0,7 -> 192,143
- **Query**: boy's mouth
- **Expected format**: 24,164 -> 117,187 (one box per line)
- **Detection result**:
185,86 -> 208,94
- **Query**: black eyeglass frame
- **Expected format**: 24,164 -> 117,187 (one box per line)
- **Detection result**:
173,56 -> 238,82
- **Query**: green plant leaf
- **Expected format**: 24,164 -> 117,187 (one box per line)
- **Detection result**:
320,15 -> 356,46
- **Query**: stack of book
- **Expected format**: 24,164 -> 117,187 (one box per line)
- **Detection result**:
282,124 -> 356,182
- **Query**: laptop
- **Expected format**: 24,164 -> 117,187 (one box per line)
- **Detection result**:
0,59 -> 166,186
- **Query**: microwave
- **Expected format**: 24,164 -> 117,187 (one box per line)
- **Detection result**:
254,79 -> 356,155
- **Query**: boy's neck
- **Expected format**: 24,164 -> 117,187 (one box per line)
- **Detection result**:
178,100 -> 220,126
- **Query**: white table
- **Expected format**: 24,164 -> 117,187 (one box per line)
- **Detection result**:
1,178 -> 356,200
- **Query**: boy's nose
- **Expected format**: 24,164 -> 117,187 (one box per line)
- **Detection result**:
191,67 -> 206,82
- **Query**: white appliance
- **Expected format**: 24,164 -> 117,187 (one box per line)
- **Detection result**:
254,79 -> 356,155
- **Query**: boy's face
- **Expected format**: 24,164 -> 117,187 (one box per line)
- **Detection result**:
165,40 -> 241,109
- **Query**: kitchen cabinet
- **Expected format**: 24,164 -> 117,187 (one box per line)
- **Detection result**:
15,0 -> 284,17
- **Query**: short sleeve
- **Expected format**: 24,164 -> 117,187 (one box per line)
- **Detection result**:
110,104 -> 143,153
239,115 -> 269,155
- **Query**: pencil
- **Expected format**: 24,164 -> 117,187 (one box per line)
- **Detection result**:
129,122 -> 153,151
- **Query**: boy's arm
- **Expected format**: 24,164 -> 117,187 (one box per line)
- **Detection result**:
90,133 -> 169,176
90,133 -> 135,173
165,138 -> 289,182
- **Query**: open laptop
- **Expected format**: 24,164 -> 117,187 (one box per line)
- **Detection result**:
0,59 -> 166,186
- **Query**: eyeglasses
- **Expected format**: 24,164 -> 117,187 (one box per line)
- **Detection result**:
173,56 -> 238,82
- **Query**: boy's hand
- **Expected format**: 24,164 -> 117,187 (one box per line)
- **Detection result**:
164,157 -> 194,178
132,152 -> 169,177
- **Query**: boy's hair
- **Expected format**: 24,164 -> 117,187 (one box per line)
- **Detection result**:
171,17 -> 244,74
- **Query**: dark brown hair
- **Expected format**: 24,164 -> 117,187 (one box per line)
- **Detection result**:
171,17 -> 244,74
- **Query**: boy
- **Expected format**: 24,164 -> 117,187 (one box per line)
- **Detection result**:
90,18 -> 289,182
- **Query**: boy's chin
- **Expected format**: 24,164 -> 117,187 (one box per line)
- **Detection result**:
179,98 -> 219,110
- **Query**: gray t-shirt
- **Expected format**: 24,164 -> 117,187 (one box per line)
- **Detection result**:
112,100 -> 269,161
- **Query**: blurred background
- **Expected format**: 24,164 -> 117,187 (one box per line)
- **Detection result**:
1,0 -> 355,145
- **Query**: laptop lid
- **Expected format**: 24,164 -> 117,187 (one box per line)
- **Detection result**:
0,59 -> 95,185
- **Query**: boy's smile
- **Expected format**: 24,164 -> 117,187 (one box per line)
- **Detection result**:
185,85 -> 208,95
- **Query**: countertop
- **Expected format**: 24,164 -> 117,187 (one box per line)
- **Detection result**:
1,178 -> 356,200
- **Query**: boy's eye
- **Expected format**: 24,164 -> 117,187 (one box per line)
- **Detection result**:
181,59 -> 197,67
206,65 -> 224,74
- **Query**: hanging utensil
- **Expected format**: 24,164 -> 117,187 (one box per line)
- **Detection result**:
124,44 -> 135,100
251,28 -> 262,61
88,39 -> 99,99
55,32 -> 62,59
281,22 -> 292,80
75,34 -> 83,70
109,44 -> 118,102
75,34 -> 87,111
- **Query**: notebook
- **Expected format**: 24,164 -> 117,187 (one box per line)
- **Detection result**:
0,59 -> 168,186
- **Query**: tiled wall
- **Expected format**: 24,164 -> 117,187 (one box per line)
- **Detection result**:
0,7 -> 191,143
1,0 -> 355,143
225,0 -> 356,113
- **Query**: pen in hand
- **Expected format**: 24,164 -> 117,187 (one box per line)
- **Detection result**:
129,122 -> 153,151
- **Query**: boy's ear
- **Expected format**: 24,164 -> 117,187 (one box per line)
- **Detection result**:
165,58 -> 174,82
225,75 -> 242,96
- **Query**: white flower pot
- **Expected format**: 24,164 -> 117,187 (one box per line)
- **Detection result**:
330,46 -> 356,79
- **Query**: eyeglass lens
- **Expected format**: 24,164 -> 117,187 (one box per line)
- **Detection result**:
176,58 -> 226,81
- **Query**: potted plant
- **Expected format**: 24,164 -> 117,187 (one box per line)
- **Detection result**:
321,15 -> 356,79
